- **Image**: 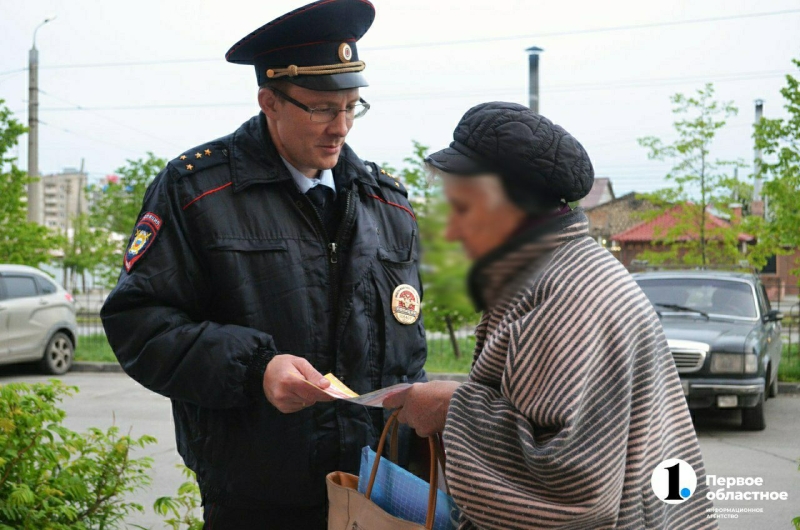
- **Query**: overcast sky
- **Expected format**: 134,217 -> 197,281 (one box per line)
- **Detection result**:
2,0 -> 798,195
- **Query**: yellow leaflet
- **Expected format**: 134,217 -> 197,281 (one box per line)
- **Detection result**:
324,374 -> 360,397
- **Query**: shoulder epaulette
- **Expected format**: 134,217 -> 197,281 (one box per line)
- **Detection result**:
375,166 -> 408,197
168,142 -> 229,178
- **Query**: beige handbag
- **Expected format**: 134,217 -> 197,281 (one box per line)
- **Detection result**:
326,411 -> 441,529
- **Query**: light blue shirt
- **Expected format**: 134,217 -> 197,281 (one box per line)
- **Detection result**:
280,156 -> 336,198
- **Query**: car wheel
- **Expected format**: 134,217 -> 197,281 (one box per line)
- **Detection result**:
741,392 -> 766,431
768,368 -> 779,398
39,332 -> 74,375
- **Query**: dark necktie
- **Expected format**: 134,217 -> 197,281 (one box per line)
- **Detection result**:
306,185 -> 336,237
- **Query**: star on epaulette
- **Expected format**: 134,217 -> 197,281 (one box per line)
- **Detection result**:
380,168 -> 401,188
171,145 -> 229,178
372,166 -> 407,197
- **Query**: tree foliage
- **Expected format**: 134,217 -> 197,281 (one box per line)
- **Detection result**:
749,58 -> 800,279
89,153 -> 164,237
637,84 -> 751,266
0,100 -> 62,266
88,153 -> 166,287
59,213 -> 119,293
387,141 -> 476,333
0,380 -> 156,529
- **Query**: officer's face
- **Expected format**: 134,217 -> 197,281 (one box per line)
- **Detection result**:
442,174 -> 527,260
260,84 -> 360,177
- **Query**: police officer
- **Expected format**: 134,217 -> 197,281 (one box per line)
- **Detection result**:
100,1 -> 427,528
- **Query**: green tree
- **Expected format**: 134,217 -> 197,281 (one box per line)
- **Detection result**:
60,213 -> 118,293
0,380 -> 156,529
88,153 -> 166,287
638,84 -> 750,266
0,100 -> 62,265
749,58 -> 800,279
389,142 -> 476,338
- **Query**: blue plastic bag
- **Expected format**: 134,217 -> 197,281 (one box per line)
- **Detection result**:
357,446 -> 461,530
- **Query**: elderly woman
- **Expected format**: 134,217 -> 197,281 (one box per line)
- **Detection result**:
384,103 -> 715,529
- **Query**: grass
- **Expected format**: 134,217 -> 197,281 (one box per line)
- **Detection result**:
779,343 -> 800,383
75,332 -> 475,373
424,336 -> 474,373
75,334 -> 117,363
74,332 -> 800,381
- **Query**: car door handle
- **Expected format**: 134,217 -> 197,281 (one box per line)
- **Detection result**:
39,299 -> 49,305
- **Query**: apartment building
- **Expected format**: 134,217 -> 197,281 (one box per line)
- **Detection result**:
41,169 -> 88,231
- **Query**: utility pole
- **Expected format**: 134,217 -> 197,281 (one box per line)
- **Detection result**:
27,16 -> 56,224
753,100 -> 764,202
525,46 -> 543,114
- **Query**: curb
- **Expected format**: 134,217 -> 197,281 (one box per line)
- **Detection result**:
72,361 -> 124,373
72,364 -> 800,394
427,373 -> 468,383
778,382 -> 800,394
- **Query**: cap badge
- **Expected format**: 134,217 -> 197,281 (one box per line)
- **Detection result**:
391,284 -> 420,325
338,42 -> 353,63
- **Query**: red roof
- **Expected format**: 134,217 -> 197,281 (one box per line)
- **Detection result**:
612,204 -> 754,243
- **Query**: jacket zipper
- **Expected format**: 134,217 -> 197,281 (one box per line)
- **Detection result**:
329,189 -> 355,325
304,188 -> 356,376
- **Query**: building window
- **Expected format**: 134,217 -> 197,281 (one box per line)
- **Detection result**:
760,255 -> 777,274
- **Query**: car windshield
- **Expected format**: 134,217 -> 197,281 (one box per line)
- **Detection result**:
636,278 -> 758,319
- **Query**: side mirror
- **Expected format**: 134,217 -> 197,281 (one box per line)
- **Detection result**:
763,309 -> 783,322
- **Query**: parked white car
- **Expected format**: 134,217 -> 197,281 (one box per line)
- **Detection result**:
0,264 -> 77,374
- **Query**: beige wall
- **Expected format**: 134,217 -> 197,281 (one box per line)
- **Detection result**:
41,171 -> 88,232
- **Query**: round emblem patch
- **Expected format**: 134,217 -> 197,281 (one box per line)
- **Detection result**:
391,284 -> 420,325
338,42 -> 353,63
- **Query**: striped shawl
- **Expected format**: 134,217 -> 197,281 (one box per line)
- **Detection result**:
442,209 -> 716,530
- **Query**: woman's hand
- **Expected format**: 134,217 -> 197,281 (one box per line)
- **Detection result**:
384,381 -> 460,437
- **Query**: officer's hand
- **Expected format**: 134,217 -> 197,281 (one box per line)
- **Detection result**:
263,354 -> 334,413
383,381 -> 460,438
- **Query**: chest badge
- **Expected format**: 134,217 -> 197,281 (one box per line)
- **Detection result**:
391,284 -> 420,325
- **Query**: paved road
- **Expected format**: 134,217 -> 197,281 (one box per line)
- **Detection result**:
1,368 -> 798,529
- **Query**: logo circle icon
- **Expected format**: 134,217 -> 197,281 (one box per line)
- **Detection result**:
391,284 -> 421,325
338,42 -> 353,63
650,459 -> 697,504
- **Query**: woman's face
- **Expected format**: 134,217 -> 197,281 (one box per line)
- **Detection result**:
442,175 -> 527,261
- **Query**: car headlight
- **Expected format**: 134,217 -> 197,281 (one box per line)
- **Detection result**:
744,353 -> 758,374
710,353 -> 758,374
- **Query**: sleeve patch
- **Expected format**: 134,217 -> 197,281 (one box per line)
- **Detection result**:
124,212 -> 163,273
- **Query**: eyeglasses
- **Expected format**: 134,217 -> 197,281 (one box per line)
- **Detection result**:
270,87 -> 370,123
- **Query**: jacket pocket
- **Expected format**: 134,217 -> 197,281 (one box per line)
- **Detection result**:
202,237 -> 309,333
371,249 -> 425,382
205,239 -> 287,252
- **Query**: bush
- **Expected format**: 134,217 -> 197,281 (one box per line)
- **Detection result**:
151,465 -> 203,530
0,380 -> 156,529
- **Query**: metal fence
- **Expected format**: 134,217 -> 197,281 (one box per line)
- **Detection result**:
784,302 -> 800,371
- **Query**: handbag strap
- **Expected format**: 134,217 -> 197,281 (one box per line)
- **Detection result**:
432,433 -> 451,496
366,410 -> 439,530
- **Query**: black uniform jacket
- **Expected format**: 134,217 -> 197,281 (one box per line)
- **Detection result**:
101,113 -> 427,507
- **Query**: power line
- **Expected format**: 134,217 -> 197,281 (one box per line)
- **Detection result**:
38,120 -> 145,155
31,69 -> 786,112
0,67 -> 27,77
3,9 -> 797,72
37,88 -> 184,149
367,9 -> 800,50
